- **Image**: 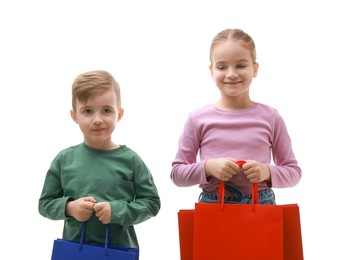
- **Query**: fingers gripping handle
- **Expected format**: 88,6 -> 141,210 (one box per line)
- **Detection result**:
218,160 -> 259,207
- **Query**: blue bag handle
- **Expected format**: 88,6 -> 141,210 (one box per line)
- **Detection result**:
79,222 -> 111,256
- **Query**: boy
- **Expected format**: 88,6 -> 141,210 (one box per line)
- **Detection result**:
39,70 -> 160,248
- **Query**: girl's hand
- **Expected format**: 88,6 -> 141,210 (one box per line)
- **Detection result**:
242,160 -> 271,183
66,196 -> 96,222
94,202 -> 111,224
205,157 -> 241,181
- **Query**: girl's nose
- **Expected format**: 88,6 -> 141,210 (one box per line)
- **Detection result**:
226,71 -> 238,78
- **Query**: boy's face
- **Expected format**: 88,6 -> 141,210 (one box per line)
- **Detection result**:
70,88 -> 123,150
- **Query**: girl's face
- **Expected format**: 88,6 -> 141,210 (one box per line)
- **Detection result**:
70,88 -> 123,150
209,39 -> 258,99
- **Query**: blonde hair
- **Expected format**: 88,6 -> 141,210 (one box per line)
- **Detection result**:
209,29 -> 257,64
71,70 -> 121,111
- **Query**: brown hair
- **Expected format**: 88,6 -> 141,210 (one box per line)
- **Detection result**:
71,70 -> 121,111
209,29 -> 257,64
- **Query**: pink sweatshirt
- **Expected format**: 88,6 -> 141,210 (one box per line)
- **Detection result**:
171,102 -> 301,195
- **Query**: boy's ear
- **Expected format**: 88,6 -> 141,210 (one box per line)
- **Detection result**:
70,109 -> 78,123
117,108 -> 124,122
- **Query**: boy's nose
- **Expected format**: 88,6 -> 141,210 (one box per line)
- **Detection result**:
92,115 -> 103,124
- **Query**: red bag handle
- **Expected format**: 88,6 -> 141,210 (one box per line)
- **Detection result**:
218,160 -> 258,209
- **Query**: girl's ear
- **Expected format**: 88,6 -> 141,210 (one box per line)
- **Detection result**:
209,64 -> 215,81
253,62 -> 259,78
117,108 -> 124,122
70,109 -> 78,124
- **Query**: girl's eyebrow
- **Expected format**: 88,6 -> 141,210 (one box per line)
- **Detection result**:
236,58 -> 250,62
215,58 -> 250,64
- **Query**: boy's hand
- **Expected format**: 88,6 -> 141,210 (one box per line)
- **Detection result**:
94,202 -> 111,224
65,196 -> 96,222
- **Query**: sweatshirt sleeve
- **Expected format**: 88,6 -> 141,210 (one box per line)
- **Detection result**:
268,110 -> 302,188
170,113 -> 208,187
110,156 -> 161,226
38,154 -> 73,220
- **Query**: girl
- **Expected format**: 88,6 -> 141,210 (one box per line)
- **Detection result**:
170,29 -> 301,204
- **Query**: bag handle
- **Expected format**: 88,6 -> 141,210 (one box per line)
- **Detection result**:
80,222 -> 111,256
218,160 -> 259,209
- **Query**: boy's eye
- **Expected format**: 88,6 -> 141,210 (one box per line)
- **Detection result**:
83,109 -> 93,114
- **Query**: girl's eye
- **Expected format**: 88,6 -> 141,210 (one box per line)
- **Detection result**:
103,108 -> 112,113
236,64 -> 247,69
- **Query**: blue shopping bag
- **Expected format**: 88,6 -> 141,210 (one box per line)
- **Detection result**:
51,223 -> 139,260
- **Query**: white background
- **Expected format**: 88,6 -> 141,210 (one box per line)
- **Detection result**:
1,1 -> 343,259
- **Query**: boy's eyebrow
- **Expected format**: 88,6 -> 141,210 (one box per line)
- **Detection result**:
79,105 -> 91,109
79,104 -> 116,110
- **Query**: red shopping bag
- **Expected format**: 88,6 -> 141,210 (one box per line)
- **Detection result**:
178,161 -> 303,260
193,202 -> 303,259
193,183 -> 303,259
178,210 -> 194,260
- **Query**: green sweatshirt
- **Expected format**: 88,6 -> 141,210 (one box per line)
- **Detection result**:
38,143 -> 161,248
